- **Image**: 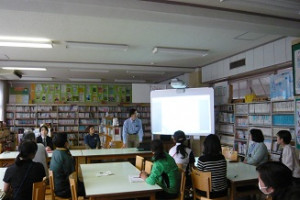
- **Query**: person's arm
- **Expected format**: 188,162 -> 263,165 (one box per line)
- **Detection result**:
63,153 -> 75,176
96,135 -> 101,149
137,119 -> 143,143
197,158 -> 205,171
189,151 -> 195,165
281,146 -> 294,171
246,143 -> 267,165
3,182 -> 10,193
47,137 -> 53,150
84,135 -> 91,149
145,162 -> 163,185
122,120 -> 128,146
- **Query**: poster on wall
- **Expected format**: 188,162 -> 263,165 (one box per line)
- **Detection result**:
296,99 -> 300,150
292,42 -> 300,95
9,87 -> 29,104
29,83 -> 132,103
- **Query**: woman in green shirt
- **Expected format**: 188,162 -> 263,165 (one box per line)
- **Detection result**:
140,139 -> 180,199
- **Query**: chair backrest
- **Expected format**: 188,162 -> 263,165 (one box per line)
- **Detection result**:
176,163 -> 184,170
69,172 -> 78,200
191,168 -> 212,198
178,168 -> 186,200
135,155 -> 144,171
110,140 -> 123,148
49,170 -> 55,200
144,160 -> 153,174
222,148 -> 238,161
32,177 -> 47,200
103,134 -> 112,149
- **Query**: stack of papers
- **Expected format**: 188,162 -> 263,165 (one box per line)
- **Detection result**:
128,175 -> 144,183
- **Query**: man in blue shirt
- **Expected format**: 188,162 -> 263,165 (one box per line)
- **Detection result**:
84,125 -> 101,149
122,108 -> 143,148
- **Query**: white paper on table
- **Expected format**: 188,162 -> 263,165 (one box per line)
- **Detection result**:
128,175 -> 144,183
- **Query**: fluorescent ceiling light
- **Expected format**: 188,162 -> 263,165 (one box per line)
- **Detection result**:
69,78 -> 101,82
70,69 -> 109,73
66,41 -> 128,51
21,77 -> 53,81
0,36 -> 52,48
2,67 -> 47,71
114,79 -> 146,83
126,70 -> 165,75
153,47 -> 208,56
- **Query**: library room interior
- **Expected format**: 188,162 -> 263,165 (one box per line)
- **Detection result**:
0,1 -> 300,200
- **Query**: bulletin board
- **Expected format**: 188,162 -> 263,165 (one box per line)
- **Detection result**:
292,42 -> 300,95
29,83 -> 132,104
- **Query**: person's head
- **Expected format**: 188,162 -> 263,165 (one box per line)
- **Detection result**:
256,161 -> 292,196
53,133 -> 68,148
276,130 -> 291,145
129,108 -> 138,120
88,125 -> 95,135
203,134 -> 222,156
173,130 -> 188,158
16,140 -> 38,166
250,129 -> 264,143
23,130 -> 36,142
173,130 -> 186,143
39,125 -> 49,137
151,139 -> 166,161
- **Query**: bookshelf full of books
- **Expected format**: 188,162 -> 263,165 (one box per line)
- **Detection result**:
218,100 -> 296,160
5,103 -> 151,146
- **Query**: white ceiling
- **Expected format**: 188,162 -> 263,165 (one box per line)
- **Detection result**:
0,0 -> 299,83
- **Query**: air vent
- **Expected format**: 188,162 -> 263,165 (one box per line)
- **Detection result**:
230,59 -> 246,70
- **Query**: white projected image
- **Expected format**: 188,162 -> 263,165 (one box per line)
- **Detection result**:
151,88 -> 214,136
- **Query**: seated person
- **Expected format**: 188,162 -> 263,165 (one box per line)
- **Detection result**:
37,124 -> 53,151
50,133 -> 85,198
277,130 -> 300,184
3,140 -> 45,200
23,129 -> 49,177
256,161 -> 300,200
197,134 -> 227,198
84,125 -> 100,149
140,140 -> 180,199
169,130 -> 195,172
244,129 -> 268,166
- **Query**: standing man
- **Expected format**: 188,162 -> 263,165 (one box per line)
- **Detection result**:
122,108 -> 143,148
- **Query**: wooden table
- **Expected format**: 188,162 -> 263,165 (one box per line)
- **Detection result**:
195,157 -> 258,200
81,162 -> 161,200
81,148 -> 153,163
227,161 -> 258,200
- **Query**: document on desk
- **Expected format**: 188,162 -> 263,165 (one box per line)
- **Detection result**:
128,175 -> 144,183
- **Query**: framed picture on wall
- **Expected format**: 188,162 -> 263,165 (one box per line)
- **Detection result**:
292,42 -> 300,95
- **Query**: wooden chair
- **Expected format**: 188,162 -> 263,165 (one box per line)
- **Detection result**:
135,155 -> 144,171
102,134 -> 112,149
32,177 -> 47,200
144,160 -> 153,174
191,168 -> 227,200
222,149 -> 238,162
110,140 -> 123,148
69,172 -> 84,200
49,170 -> 71,200
169,168 -> 186,200
176,163 -> 184,170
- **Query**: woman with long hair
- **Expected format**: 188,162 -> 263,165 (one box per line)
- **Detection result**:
3,140 -> 45,200
196,134 -> 227,198
140,139 -> 180,199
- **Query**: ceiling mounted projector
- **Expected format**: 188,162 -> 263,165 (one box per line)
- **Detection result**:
170,78 -> 187,89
